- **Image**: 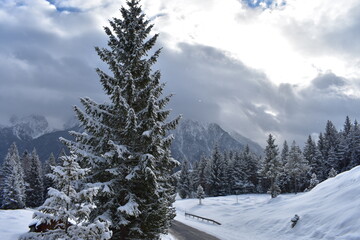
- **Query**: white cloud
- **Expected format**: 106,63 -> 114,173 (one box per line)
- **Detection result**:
143,0 -> 360,87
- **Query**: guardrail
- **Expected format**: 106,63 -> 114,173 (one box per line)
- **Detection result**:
185,212 -> 221,225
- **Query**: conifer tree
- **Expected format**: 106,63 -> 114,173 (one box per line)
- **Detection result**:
278,141 -> 290,192
207,145 -> 226,196
0,167 -> 3,205
307,173 -> 319,191
61,1 -> 180,239
328,167 -> 338,178
21,150 -> 32,179
20,153 -> 111,240
349,120 -> 360,169
196,185 -> 205,205
303,136 -> 318,173
25,148 -> 44,207
230,151 -> 247,194
1,143 -> 26,209
190,155 -> 207,194
43,153 -> 57,199
285,141 -> 309,193
178,160 -> 191,199
323,121 -> 340,171
260,134 -> 281,198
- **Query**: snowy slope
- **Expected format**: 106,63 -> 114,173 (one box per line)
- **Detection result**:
2,166 -> 360,240
0,208 -> 176,240
0,209 -> 34,240
174,166 -> 360,240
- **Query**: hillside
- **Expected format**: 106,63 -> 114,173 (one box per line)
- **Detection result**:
170,119 -> 263,164
174,166 -> 360,240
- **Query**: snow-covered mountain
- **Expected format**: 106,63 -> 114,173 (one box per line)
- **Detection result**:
174,166 -> 360,239
170,119 -> 263,164
0,117 -> 262,166
8,114 -> 51,140
0,115 -> 60,164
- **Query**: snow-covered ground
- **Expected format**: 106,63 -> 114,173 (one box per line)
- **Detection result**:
2,166 -> 360,240
174,166 -> 360,240
0,208 -> 176,240
0,209 -> 34,240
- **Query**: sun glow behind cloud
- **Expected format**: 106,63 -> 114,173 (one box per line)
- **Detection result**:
143,0 -> 360,87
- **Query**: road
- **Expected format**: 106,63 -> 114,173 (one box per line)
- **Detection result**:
169,220 -> 221,240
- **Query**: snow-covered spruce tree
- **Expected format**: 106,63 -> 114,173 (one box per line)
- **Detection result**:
323,120 -> 341,172
20,153 -> 111,240
0,167 -> 3,205
207,145 -> 226,197
278,141 -> 289,192
178,160 -> 191,199
1,143 -> 26,209
337,116 -> 353,171
307,173 -> 319,191
43,153 -> 57,199
61,1 -> 180,239
349,120 -> 360,169
328,167 -> 338,178
25,148 -> 44,208
284,141 -> 309,194
21,150 -> 32,179
196,185 -> 205,205
191,155 -> 208,194
242,146 -> 259,193
260,134 -> 282,198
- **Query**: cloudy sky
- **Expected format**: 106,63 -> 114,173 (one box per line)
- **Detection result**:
1,0 -> 360,146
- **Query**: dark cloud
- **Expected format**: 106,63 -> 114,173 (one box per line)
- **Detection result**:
311,72 -> 346,90
159,43 -> 360,146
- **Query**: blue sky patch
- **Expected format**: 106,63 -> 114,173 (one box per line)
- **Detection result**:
45,0 -> 81,13
242,0 -> 286,9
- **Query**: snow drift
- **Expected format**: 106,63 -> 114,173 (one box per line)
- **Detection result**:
174,166 -> 360,240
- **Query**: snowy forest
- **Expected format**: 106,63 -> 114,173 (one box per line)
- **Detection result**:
177,116 -> 360,199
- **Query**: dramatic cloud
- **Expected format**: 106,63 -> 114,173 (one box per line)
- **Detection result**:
160,44 -> 360,146
1,0 -> 360,146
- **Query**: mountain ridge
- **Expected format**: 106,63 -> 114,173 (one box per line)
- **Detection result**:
0,117 -> 263,165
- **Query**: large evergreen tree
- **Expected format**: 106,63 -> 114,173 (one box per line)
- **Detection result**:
62,1 -> 180,239
1,143 -> 26,209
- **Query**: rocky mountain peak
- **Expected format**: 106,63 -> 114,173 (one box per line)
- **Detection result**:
9,114 -> 50,140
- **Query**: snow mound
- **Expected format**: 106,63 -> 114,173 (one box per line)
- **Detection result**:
0,209 -> 34,240
174,166 -> 360,240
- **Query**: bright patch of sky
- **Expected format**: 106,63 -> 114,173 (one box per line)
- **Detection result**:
143,0 -> 360,86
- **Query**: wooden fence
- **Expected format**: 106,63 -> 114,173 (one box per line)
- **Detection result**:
185,212 -> 221,225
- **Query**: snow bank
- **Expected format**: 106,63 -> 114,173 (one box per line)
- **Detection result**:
0,208 -> 176,240
174,166 -> 360,240
0,209 -> 34,240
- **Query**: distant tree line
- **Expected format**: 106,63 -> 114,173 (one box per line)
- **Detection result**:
0,142 -> 64,209
177,116 -> 360,198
